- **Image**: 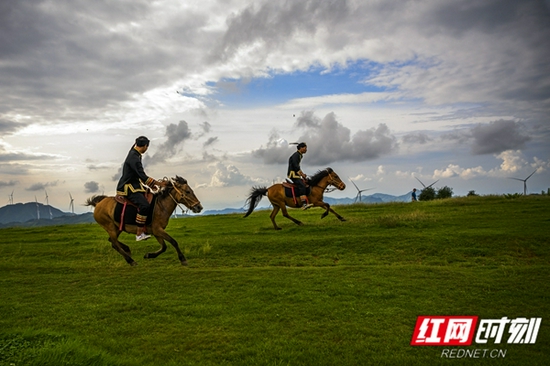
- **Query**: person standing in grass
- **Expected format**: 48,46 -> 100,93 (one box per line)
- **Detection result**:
411,188 -> 418,202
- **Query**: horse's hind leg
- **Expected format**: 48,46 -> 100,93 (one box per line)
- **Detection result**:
270,205 -> 282,230
105,226 -> 137,266
115,235 -> 131,255
280,205 -> 303,227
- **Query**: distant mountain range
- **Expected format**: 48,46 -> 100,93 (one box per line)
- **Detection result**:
0,202 -> 94,228
200,192 -> 413,216
0,192 -> 412,228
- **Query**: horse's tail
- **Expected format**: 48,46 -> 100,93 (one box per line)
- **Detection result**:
243,186 -> 268,218
85,195 -> 108,207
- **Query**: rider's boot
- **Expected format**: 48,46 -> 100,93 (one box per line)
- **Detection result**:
301,196 -> 313,210
136,226 -> 151,241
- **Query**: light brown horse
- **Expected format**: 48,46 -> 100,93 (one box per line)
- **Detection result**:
85,176 -> 202,266
244,168 -> 346,230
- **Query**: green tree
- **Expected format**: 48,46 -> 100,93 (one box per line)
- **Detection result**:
418,186 -> 436,201
436,186 -> 453,199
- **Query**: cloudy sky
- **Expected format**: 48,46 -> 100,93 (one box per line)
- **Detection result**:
1,0 -> 549,213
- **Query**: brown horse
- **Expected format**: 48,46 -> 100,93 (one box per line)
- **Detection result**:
244,168 -> 346,230
85,176 -> 202,266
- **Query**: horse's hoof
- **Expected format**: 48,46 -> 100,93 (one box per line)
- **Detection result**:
181,260 -> 188,266
275,227 -> 282,231
340,218 -> 346,222
129,261 -> 138,266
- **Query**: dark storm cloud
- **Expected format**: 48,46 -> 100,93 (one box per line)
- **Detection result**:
0,144 -> 51,163
26,181 -> 59,191
254,111 -> 397,165
0,180 -> 17,188
211,0 -> 350,62
253,130 -> 294,165
203,136 -> 219,147
440,120 -> 531,155
145,120 -> 192,165
402,132 -> 432,145
429,0 -> 550,105
199,121 -> 212,134
84,181 -> 100,193
470,120 -> 530,155
0,119 -> 28,135
0,1 -> 210,122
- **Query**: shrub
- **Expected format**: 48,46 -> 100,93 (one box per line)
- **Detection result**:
418,186 -> 436,201
436,186 -> 453,199
467,190 -> 478,197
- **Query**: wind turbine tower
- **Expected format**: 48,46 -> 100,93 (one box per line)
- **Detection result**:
35,196 -> 40,220
509,170 -> 536,195
8,190 -> 14,205
69,193 -> 75,214
349,178 -> 373,203
45,190 -> 53,219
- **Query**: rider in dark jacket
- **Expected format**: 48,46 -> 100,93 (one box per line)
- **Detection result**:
116,136 -> 162,241
287,142 -> 313,209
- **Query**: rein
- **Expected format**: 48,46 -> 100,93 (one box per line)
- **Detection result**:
311,170 -> 343,191
168,191 -> 188,214
153,179 -> 188,216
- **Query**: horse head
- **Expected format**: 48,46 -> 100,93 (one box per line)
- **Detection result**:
168,176 -> 203,213
325,168 -> 346,191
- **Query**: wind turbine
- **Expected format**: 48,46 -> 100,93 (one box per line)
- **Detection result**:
509,170 -> 536,195
35,196 -> 40,220
8,190 -> 14,205
349,178 -> 373,203
69,192 -> 75,214
45,190 -> 53,219
415,177 -> 439,189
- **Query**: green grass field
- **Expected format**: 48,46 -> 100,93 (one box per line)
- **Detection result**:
1,195 -> 549,365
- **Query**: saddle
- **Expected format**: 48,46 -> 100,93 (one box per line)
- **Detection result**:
283,179 -> 311,207
114,192 -> 155,231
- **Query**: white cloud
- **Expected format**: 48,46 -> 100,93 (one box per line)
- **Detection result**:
497,150 -> 527,173
205,162 -> 261,188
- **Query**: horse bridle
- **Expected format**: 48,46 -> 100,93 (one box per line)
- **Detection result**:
168,178 -> 200,210
326,171 -> 345,190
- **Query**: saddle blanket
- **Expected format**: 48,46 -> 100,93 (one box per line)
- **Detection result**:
114,196 -> 156,229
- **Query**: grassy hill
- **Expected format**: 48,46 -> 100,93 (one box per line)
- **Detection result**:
0,195 -> 549,365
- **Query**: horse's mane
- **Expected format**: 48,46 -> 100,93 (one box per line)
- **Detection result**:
157,176 -> 188,198
308,167 -> 333,187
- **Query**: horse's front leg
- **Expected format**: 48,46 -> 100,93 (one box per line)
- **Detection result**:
143,235 -> 167,259
145,228 -> 187,265
315,202 -> 346,221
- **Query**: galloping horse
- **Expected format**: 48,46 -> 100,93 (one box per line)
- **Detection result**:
244,168 -> 346,230
85,176 -> 202,266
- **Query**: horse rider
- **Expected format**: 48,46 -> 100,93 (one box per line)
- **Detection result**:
116,136 -> 164,241
288,142 -> 314,210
